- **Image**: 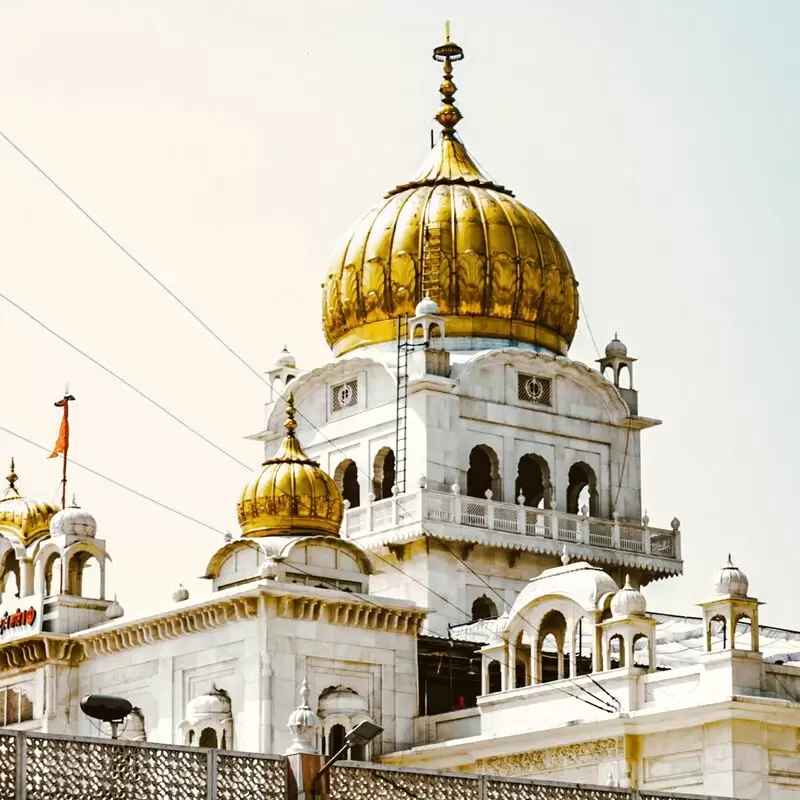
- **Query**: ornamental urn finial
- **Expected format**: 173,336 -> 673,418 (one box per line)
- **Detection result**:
285,679 -> 320,755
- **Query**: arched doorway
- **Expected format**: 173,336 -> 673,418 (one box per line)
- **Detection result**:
335,460 -> 361,508
467,446 -> 500,500
566,462 -> 598,516
515,454 -> 552,508
537,610 -> 568,683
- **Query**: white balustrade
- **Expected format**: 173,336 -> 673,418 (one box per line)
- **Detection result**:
342,487 -> 679,562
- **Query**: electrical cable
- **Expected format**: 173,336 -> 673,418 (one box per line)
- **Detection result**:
0,129 -> 393,487
0,291 -> 251,471
0,425 -> 229,536
578,297 -> 602,359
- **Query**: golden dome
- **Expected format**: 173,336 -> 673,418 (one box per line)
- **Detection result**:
0,459 -> 59,546
322,30 -> 579,357
237,395 -> 344,538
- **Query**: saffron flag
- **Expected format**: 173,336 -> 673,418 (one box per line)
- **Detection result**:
48,398 -> 71,459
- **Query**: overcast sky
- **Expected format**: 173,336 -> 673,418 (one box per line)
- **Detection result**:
1,1 -> 798,625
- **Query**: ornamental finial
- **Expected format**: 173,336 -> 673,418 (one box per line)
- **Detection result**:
6,459 -> 17,489
285,678 -> 320,755
284,392 -> 298,437
432,21 -> 464,135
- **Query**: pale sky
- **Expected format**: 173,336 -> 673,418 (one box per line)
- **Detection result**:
1,2 -> 798,625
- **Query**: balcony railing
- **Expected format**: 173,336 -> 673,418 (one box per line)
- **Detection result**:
342,487 -> 681,564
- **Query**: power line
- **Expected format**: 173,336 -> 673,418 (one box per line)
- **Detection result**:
0,130 -> 366,481
0,425 -> 228,536
0,291 -> 251,472
579,297 -> 602,359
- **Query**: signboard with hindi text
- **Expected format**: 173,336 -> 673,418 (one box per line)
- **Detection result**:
0,594 -> 42,643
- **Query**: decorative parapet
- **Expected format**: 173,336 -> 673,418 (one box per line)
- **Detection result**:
342,487 -> 682,577
476,737 -> 621,776
0,582 -> 425,670
76,595 -> 262,658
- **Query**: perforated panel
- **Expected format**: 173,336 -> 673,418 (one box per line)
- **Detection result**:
331,379 -> 358,412
517,373 -> 552,407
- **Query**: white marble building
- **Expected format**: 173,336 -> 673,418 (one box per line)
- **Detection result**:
0,29 -> 798,800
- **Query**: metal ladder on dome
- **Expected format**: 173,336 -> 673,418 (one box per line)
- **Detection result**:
395,314 -> 410,495
394,222 -> 443,496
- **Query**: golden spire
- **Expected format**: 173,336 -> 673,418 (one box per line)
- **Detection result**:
284,392 -> 298,437
432,20 -> 464,136
6,458 -> 17,490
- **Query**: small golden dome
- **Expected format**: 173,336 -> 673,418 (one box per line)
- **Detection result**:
322,30 -> 579,357
0,459 -> 59,546
237,395 -> 344,538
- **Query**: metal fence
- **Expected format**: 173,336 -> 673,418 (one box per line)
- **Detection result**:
328,763 -> 728,800
0,731 -> 727,800
0,730 -> 286,800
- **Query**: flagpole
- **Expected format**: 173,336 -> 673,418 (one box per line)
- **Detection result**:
51,392 -> 76,508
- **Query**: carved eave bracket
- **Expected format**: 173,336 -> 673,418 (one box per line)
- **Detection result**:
0,635 -> 85,672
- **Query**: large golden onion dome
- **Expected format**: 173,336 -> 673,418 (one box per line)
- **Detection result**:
237,395 -> 344,537
322,29 -> 579,357
0,460 -> 59,546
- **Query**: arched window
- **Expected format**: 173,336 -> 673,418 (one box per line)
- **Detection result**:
467,446 -> 500,500
709,615 -> 727,651
566,462 -> 598,516
537,610 -> 568,683
515,454 -> 552,508
633,634 -> 650,668
199,728 -> 218,748
0,553 -> 20,602
471,595 -> 498,622
66,552 -> 102,598
539,634 -> 560,683
515,661 -> 527,689
487,660 -> 502,693
372,448 -> 396,500
330,723 -> 346,755
44,553 -> 61,597
335,460 -> 361,508
608,634 -> 625,669
618,364 -> 632,389
734,615 -> 753,651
